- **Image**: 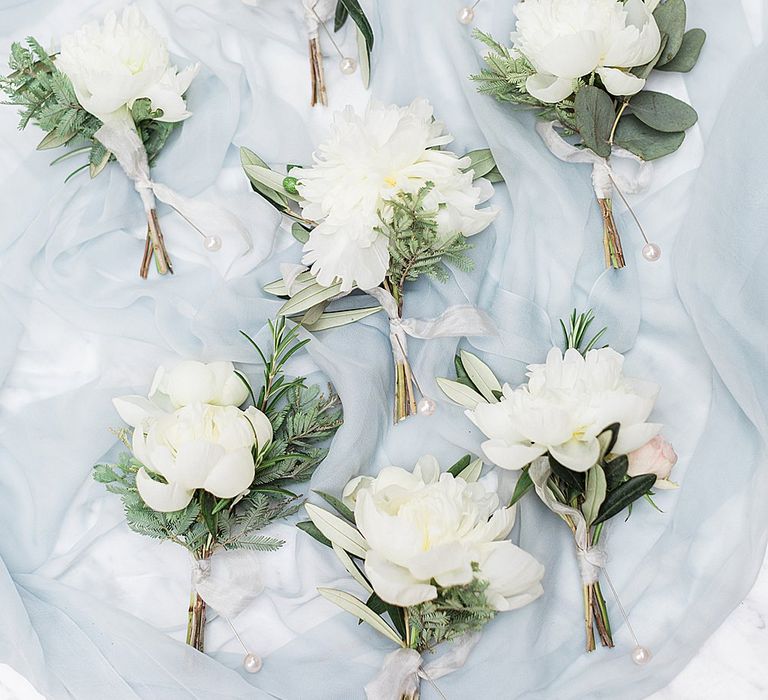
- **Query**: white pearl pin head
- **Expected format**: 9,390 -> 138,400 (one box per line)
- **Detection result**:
204,235 -> 222,252
631,646 -> 652,666
417,397 -> 436,416
457,6 -> 475,24
339,57 -> 357,74
641,242 -> 661,262
243,653 -> 262,673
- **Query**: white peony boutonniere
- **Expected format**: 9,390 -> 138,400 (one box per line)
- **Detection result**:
473,0 -> 705,268
1,5 -> 249,278
301,455 -> 544,699
95,319 -> 342,660
241,98 -> 501,422
439,310 -> 678,659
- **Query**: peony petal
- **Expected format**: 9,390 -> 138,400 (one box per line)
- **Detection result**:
341,475 -> 374,509
243,407 -> 274,451
364,550 -> 437,607
481,439 -> 547,471
413,455 -> 441,484
536,31 -> 603,79
525,73 -> 576,104
135,468 -> 194,512
612,422 -> 663,455
549,438 -> 601,472
596,66 -> 646,97
165,361 -> 216,407
406,543 -> 474,587
174,440 -> 226,489
203,447 -> 256,498
476,541 -> 545,611
112,395 -> 163,429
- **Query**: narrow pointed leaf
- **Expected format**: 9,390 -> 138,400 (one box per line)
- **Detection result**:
318,588 -> 404,646
461,149 -> 496,179
583,465 -> 607,526
459,351 -> 501,403
315,490 -> 355,522
305,504 -> 368,558
278,281 -> 344,317
297,519 -> 331,548
593,474 -> 657,525
436,377 -> 486,409
510,469 -> 533,506
303,306 -> 381,332
448,455 -> 472,477
332,544 -> 373,594
457,457 -> 483,483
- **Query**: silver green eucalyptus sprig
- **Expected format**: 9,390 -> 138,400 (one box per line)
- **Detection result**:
473,0 -> 705,268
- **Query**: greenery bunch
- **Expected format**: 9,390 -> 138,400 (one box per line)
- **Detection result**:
1,37 -> 178,181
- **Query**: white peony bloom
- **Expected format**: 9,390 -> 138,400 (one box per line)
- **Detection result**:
296,99 -> 498,292
342,455 -> 544,609
469,347 -> 661,473
116,401 -> 272,512
148,361 -> 250,410
56,5 -> 199,123
512,0 -> 661,103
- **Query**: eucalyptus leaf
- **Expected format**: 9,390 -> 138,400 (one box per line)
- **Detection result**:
583,464 -> 607,526
574,85 -> 615,158
593,473 -> 657,525
459,351 -> 501,403
436,377 -> 487,409
278,281 -> 344,317
510,469 -> 533,506
653,0 -> 686,67
632,34 -> 668,80
292,222 -> 311,244
302,306 -> 382,332
462,149 -> 496,179
629,91 -> 698,133
657,28 -> 706,73
613,115 -> 685,160
484,165 -> 505,184
318,588 -> 404,646
305,504 -> 368,558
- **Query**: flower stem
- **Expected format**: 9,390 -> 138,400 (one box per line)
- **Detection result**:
597,197 -> 625,269
308,37 -> 327,107
140,208 -> 173,278
186,588 -> 207,652
583,584 -> 596,652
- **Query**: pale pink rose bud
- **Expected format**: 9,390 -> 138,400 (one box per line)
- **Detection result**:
627,436 -> 678,481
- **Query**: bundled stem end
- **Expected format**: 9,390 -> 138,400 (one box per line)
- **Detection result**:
597,197 -> 626,270
140,208 -> 173,279
583,579 -> 614,652
308,38 -> 327,107
186,590 -> 207,652
394,358 -> 418,423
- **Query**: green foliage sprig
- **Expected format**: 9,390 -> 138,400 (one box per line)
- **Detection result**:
383,184 -> 474,294
1,38 -> 178,180
94,318 -> 342,558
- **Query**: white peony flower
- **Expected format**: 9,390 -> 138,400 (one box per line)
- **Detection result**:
296,99 -> 498,292
342,455 -> 544,609
115,401 -> 272,512
512,0 -> 661,103
469,347 -> 661,473
113,360 -> 270,512
56,5 -> 199,123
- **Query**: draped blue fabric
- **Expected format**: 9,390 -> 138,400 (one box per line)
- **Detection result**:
0,1 -> 765,698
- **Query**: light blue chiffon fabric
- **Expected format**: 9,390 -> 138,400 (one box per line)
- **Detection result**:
0,1 -> 766,698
